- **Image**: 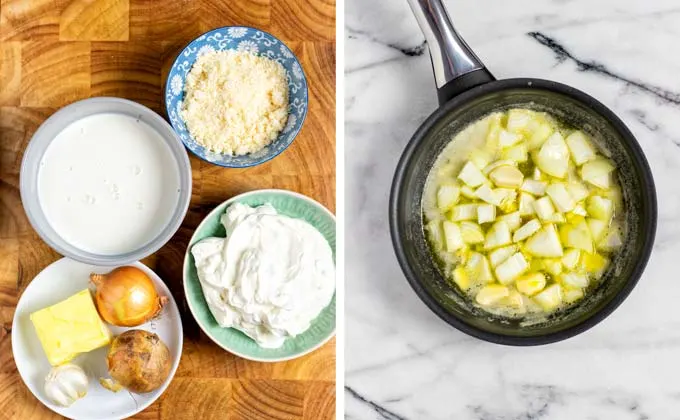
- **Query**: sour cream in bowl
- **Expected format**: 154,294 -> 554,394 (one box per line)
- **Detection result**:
183,189 -> 336,362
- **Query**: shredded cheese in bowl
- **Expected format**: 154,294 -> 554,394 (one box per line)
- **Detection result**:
181,50 -> 289,156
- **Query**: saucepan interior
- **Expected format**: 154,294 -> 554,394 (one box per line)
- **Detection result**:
390,78 -> 656,345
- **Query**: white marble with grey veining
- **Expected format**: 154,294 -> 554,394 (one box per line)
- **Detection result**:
345,0 -> 680,419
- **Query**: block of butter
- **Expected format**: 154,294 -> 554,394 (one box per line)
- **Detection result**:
30,289 -> 112,366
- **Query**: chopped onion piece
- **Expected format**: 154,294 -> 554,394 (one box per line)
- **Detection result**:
499,211 -> 521,232
458,161 -> 487,187
469,149 -> 493,170
501,143 -> 529,163
477,204 -> 496,224
543,259 -> 563,276
536,132 -> 570,178
560,273 -> 589,289
437,184 -> 460,211
443,221 -> 464,252
489,245 -> 517,267
533,284 -> 563,311
521,179 -> 547,196
525,225 -> 563,257
519,192 -> 536,216
546,183 -> 576,213
453,267 -> 471,291
587,196 -> 614,221
451,204 -> 478,221
484,221 -> 512,250
460,221 -> 485,244
581,159 -> 615,188
566,181 -> 590,202
527,123 -> 553,150
475,184 -> 502,206
460,185 -> 477,199
426,220 -> 444,251
561,249 -> 581,270
483,160 -> 517,175
495,252 -> 529,285
564,288 -> 584,303
598,225 -> 623,251
506,109 -> 533,132
513,219 -> 541,242
572,204 -> 587,217
498,129 -> 522,148
533,196 -> 556,221
560,221 -> 593,253
587,218 -> 607,242
566,131 -> 596,166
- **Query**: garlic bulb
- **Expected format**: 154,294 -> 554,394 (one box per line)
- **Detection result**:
44,364 -> 89,407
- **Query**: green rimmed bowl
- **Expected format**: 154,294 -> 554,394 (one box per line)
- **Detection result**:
183,189 -> 336,362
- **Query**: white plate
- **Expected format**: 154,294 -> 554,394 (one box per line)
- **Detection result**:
12,258 -> 183,420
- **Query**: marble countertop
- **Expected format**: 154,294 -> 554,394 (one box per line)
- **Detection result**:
345,0 -> 680,418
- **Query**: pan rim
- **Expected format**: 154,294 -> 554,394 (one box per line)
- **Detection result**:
389,77 -> 657,346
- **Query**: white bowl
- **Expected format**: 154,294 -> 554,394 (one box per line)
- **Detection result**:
20,97 -> 192,266
12,258 -> 183,420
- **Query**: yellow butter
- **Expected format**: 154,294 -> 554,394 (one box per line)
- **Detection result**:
30,289 -> 112,366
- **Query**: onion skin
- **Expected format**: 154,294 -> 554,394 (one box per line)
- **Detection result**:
107,330 -> 171,393
91,266 -> 167,327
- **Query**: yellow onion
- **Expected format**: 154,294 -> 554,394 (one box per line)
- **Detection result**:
90,266 -> 167,327
106,330 -> 171,393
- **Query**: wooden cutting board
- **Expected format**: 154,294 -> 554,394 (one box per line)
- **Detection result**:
0,0 -> 336,419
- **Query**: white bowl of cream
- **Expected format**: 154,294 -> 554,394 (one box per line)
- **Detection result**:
20,97 -> 192,265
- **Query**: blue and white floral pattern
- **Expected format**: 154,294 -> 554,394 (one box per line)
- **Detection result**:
165,26 -> 308,168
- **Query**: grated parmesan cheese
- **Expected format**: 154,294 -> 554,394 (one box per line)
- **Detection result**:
181,50 -> 289,156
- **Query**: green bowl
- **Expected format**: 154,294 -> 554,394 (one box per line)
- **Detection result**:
183,189 -> 336,362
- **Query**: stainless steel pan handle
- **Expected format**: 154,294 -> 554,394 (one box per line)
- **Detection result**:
406,0 -> 495,104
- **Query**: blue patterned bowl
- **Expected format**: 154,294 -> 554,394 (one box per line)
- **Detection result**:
165,26 -> 309,168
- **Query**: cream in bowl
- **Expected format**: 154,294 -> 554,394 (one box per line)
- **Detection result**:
21,97 -> 192,265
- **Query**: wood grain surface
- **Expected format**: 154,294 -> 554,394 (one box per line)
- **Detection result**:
0,0 -> 336,419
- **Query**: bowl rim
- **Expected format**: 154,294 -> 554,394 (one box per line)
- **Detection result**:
389,77 -> 658,346
182,189 -> 336,362
19,97 -> 192,267
164,25 -> 309,168
11,258 -> 184,420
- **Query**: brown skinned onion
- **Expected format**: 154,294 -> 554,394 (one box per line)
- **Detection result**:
106,330 -> 171,393
90,266 -> 167,327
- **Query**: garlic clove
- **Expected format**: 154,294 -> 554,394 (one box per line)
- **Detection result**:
44,363 -> 89,407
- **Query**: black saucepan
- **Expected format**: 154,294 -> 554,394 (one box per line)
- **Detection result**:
389,0 -> 657,345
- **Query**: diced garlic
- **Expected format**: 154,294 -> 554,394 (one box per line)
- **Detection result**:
560,221 -> 593,253
484,221 -> 512,250
536,132 -> 570,178
490,165 -> 524,188
451,204 -> 478,221
489,245 -> 517,267
524,224 -> 564,257
513,219 -> 541,242
519,192 -> 536,216
458,161 -> 487,187
521,179 -> 547,196
495,252 -> 529,285
516,272 -> 547,296
546,183 -> 576,213
533,284 -> 563,311
476,285 -> 510,306
566,131 -> 596,166
437,184 -> 460,211
460,221 -> 485,244
443,221 -> 465,252
477,204 -> 496,224
497,189 -> 518,214
533,196 -> 556,221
